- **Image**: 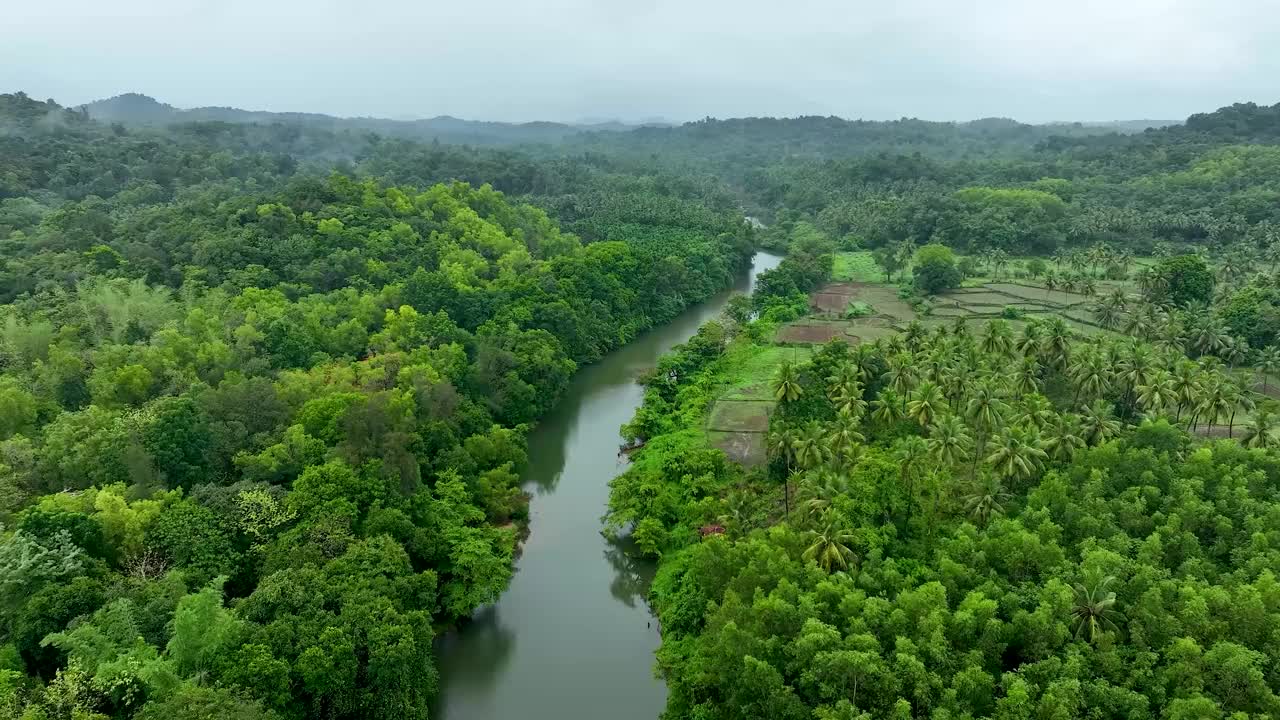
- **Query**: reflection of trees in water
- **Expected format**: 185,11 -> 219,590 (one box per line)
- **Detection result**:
432,605 -> 517,712
605,537 -> 658,608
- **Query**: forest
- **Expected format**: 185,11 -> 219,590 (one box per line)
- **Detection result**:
3,86 -> 1280,720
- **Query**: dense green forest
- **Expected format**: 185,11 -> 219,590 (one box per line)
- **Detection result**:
611,278 -> 1280,719
0,91 -> 750,719
5,85 -> 1280,720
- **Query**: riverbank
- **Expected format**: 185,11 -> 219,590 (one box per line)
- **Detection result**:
433,251 -> 782,720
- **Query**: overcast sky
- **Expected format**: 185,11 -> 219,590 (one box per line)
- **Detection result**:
3,0 -> 1278,124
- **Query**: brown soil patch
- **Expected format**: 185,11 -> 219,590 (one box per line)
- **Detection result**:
778,323 -> 853,344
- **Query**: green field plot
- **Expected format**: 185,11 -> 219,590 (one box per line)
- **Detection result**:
719,345 -> 811,400
832,252 -> 887,282
985,282 -> 1089,306
707,399 -> 774,433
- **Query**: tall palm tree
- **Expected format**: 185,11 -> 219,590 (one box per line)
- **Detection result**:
792,421 -> 831,470
882,354 -> 918,410
796,471 -> 849,519
1241,411 -> 1278,449
1069,351 -> 1110,405
1117,343 -> 1156,415
803,512 -> 858,573
980,320 -> 1014,359
986,428 -> 1048,484
1040,317 -> 1072,370
907,381 -> 946,428
1255,346 -> 1280,393
903,320 -> 927,351
773,361 -> 804,404
830,380 -> 867,420
1041,413 -> 1086,462
1169,360 -> 1202,421
1092,300 -> 1121,330
892,435 -> 929,494
1192,375 -> 1230,435
1071,572 -> 1124,644
1081,277 -> 1098,298
871,389 -> 904,426
963,477 -> 1012,526
1080,400 -> 1122,446
827,410 -> 866,465
1189,316 -> 1229,358
1015,393 -> 1056,431
1223,381 -> 1254,438
1016,322 -> 1044,358
1135,369 -> 1178,415
927,414 -> 973,468
1220,336 -> 1250,372
1014,356 -> 1042,398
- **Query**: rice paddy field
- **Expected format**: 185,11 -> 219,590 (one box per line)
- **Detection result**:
703,252 -> 1155,467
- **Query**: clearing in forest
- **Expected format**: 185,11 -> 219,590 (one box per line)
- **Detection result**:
707,399 -> 774,433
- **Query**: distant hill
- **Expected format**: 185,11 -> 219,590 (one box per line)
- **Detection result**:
81,93 -> 655,147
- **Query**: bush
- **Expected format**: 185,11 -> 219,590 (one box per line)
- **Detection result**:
1001,305 -> 1025,319
913,244 -> 962,295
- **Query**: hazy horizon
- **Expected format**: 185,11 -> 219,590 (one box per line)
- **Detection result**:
4,0 -> 1278,125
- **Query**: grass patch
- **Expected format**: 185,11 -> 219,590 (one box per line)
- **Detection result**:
718,344 -> 811,400
832,252 -> 886,282
707,400 -> 773,433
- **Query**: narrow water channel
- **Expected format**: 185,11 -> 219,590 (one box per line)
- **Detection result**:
434,250 -> 783,720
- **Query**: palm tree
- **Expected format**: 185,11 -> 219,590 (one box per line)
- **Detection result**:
1255,346 -> 1280,393
1189,317 -> 1229,358
1223,381 -> 1254,438
830,380 -> 867,420
1080,400 -> 1122,446
1241,411 -> 1278,449
1016,322 -> 1043,358
870,389 -> 904,426
882,354 -> 918,410
891,435 -> 929,494
1220,336 -> 1250,372
1192,375 -> 1231,435
1169,360 -> 1202,421
1070,572 -> 1124,644
903,320 -> 927,351
1092,300 -> 1121,330
827,411 -> 866,465
767,422 -> 798,471
1043,271 -> 1060,299
826,363 -> 862,394
796,471 -> 849,519
963,477 -> 1012,526
927,414 -> 973,468
1135,369 -> 1178,415
1014,356 -> 1042,398
1015,393 -> 1055,431
803,513 -> 857,573
773,361 -> 803,404
980,320 -> 1014,358
907,381 -> 946,428
1068,351 -> 1110,405
792,421 -> 831,470
1040,317 -> 1072,369
1041,413 -> 1086,462
1117,343 -> 1155,415
1081,277 -> 1098,298
986,428 -> 1048,484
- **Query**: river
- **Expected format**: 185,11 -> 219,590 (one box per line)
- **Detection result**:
434,250 -> 783,720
